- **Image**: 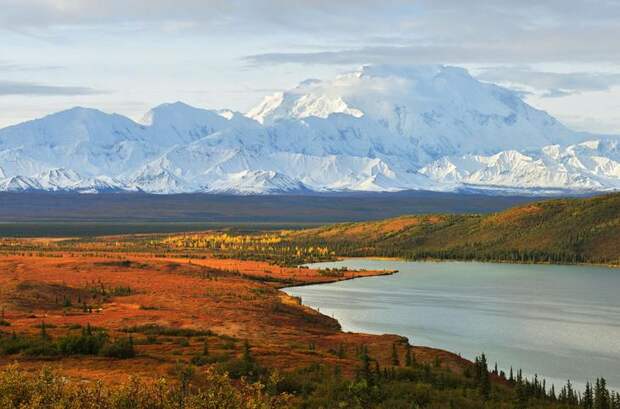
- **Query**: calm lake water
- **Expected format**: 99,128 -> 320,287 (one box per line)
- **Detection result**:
284,259 -> 620,390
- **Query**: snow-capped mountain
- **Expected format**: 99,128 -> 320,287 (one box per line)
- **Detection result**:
0,65 -> 617,194
249,65 -> 582,158
420,139 -> 620,192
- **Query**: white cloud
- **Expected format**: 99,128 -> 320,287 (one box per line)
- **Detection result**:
476,67 -> 620,97
0,80 -> 102,96
0,0 -> 619,134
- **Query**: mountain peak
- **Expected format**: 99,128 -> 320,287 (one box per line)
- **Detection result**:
140,101 -> 202,126
357,64 -> 466,80
0,65 -> 617,195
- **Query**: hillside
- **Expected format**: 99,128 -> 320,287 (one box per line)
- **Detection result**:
288,193 -> 620,265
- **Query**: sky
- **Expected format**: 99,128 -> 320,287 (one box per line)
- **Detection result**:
1,0 -> 619,134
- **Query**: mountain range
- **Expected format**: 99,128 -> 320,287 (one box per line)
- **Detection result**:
1,65 -> 618,194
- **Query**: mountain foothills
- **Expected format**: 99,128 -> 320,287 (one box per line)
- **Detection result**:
286,192 -> 620,265
1,65 -> 619,194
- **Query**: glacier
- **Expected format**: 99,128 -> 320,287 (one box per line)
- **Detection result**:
0,65 -> 618,195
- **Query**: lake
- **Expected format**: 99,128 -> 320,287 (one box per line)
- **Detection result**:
284,259 -> 620,391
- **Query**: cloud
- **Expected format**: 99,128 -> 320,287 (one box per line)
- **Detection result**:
240,1 -> 620,66
0,61 -> 64,72
476,67 -> 620,97
0,80 -> 103,96
3,1 -> 620,67
0,0 -> 410,32
243,41 -> 620,66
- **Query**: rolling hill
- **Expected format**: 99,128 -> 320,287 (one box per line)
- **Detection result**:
288,192 -> 620,265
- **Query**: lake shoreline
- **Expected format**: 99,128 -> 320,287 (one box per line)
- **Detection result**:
334,255 -> 620,269
285,258 -> 620,391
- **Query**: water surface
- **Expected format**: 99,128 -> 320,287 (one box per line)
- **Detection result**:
284,259 -> 620,390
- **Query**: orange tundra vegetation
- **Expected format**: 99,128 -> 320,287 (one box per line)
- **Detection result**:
0,248 -> 468,384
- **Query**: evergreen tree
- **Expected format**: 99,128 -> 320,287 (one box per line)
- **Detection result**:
39,321 -> 50,340
359,348 -> 372,384
474,353 -> 490,400
613,392 -> 620,409
594,378 -> 610,409
243,340 -> 253,364
584,381 -> 594,409
337,343 -> 345,359
391,343 -> 400,367
405,343 -> 414,367
514,382 -> 528,409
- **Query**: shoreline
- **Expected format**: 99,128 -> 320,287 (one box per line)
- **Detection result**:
330,255 -> 620,269
277,268 -> 399,290
285,257 -> 620,392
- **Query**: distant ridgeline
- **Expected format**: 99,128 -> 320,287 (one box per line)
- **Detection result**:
286,193 -> 620,266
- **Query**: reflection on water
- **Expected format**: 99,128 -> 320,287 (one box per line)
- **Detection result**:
284,260 -> 620,390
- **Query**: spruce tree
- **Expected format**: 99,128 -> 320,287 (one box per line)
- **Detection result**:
337,343 -> 345,359
514,382 -> 528,409
39,321 -> 49,340
475,353 -> 491,400
613,392 -> 620,409
243,340 -> 253,364
594,378 -> 610,409
359,348 -> 372,384
391,343 -> 400,367
584,381 -> 594,409
405,344 -> 414,367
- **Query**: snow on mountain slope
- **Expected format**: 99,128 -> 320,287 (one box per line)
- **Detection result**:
131,168 -> 189,194
0,64 -> 617,194
420,139 -> 620,191
141,102 -> 261,147
0,175 -> 43,192
205,170 -> 309,195
249,65 -> 583,158
130,140 -> 430,193
0,107 -> 155,178
35,168 -> 127,193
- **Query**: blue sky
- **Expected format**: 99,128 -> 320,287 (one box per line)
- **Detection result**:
1,0 -> 619,134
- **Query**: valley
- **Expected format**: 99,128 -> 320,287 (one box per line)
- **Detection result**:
1,193 -> 619,407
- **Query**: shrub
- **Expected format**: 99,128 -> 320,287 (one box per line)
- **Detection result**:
0,365 -> 291,408
122,324 -> 212,338
111,286 -> 132,296
57,331 -> 107,356
99,337 -> 135,359
190,355 -> 208,366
